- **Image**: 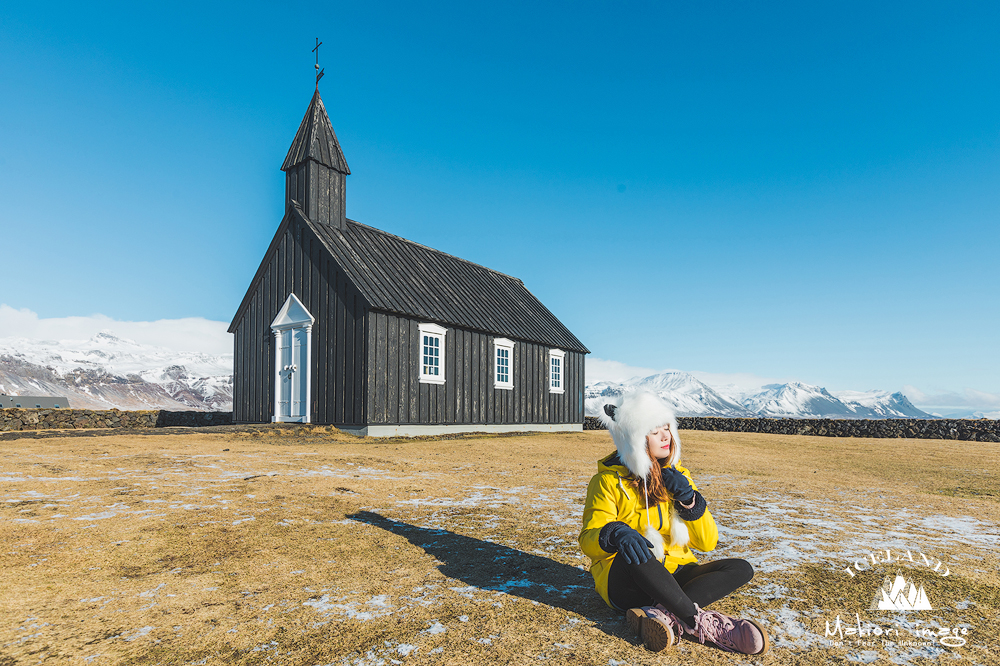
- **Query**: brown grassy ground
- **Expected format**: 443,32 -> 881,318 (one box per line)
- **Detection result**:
1,427 -> 997,665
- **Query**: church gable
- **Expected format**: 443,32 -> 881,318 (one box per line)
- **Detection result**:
228,207 -> 369,335
229,208 -> 368,425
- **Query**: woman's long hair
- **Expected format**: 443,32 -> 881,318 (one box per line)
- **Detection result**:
627,446 -> 673,505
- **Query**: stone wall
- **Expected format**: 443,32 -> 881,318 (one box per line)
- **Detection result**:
0,408 -> 233,432
583,416 -> 1000,442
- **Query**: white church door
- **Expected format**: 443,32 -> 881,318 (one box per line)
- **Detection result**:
276,328 -> 308,420
271,293 -> 315,423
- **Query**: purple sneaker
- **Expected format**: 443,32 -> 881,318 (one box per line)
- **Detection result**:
685,604 -> 770,655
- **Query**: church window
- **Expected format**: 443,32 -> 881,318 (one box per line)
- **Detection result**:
549,349 -> 566,394
418,323 -> 447,384
493,338 -> 515,390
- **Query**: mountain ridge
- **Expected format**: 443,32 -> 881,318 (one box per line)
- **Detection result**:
0,333 -> 232,411
586,371 -> 932,419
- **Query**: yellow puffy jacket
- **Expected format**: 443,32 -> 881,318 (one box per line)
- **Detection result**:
579,452 -> 719,608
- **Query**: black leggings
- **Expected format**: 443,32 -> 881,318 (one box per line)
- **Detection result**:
607,557 -> 754,625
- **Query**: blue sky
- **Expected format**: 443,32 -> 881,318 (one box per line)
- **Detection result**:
1,1 -> 998,408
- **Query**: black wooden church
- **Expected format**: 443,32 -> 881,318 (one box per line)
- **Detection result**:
229,84 -> 589,436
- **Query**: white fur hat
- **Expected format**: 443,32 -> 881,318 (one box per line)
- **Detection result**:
596,391 -> 681,480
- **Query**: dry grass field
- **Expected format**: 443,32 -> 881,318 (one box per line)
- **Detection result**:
1,426 -> 998,665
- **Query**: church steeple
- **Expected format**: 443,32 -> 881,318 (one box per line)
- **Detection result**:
281,88 -> 350,229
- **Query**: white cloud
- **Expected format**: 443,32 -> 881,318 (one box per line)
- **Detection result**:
0,305 -> 231,355
585,358 -> 662,384
902,384 -> 1000,413
688,370 -> 788,393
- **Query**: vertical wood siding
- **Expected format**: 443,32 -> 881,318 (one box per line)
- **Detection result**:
365,311 -> 583,425
232,215 -> 367,425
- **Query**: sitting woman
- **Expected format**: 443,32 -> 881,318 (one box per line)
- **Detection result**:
579,391 -> 769,654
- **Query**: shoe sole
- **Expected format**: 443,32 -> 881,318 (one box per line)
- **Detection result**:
626,608 -> 644,637
747,618 -> 771,655
625,608 -> 676,652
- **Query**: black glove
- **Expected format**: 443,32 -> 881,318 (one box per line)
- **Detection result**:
599,522 -> 653,565
661,466 -> 695,505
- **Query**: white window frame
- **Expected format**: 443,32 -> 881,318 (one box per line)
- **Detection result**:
418,322 -> 447,384
493,338 -> 515,390
549,349 -> 566,394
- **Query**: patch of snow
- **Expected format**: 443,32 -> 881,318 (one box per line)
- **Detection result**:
846,650 -> 880,663
424,622 -> 446,634
138,584 -> 166,598
73,511 -> 117,520
122,626 -> 153,642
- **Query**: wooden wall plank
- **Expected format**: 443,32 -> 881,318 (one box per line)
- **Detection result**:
510,340 -> 524,423
325,259 -> 335,423
337,271 -> 348,423
246,297 -> 255,422
419,379 -> 429,423
355,291 -> 362,424
407,319 -> 418,423
393,315 -> 403,423
480,334 -> 489,423
345,289 -> 356,423
386,315 -> 398,423
471,332 -> 480,422
529,343 -> 536,423
445,326 -> 455,423
486,340 -> 494,425
355,296 -> 366,424
374,313 -> 387,423
458,329 -> 467,423
578,351 -> 585,422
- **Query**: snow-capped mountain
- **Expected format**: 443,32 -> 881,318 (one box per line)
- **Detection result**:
743,382 -> 858,418
586,372 -> 933,419
0,332 -> 232,411
587,372 -> 754,417
830,390 -> 930,419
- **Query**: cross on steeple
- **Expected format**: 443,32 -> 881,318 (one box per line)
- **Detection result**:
313,38 -> 324,88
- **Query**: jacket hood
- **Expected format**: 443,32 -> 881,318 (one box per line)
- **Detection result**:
596,391 -> 681,480
597,451 -> 629,474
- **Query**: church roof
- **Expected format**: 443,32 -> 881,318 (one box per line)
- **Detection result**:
302,208 -> 589,354
281,89 -> 350,174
